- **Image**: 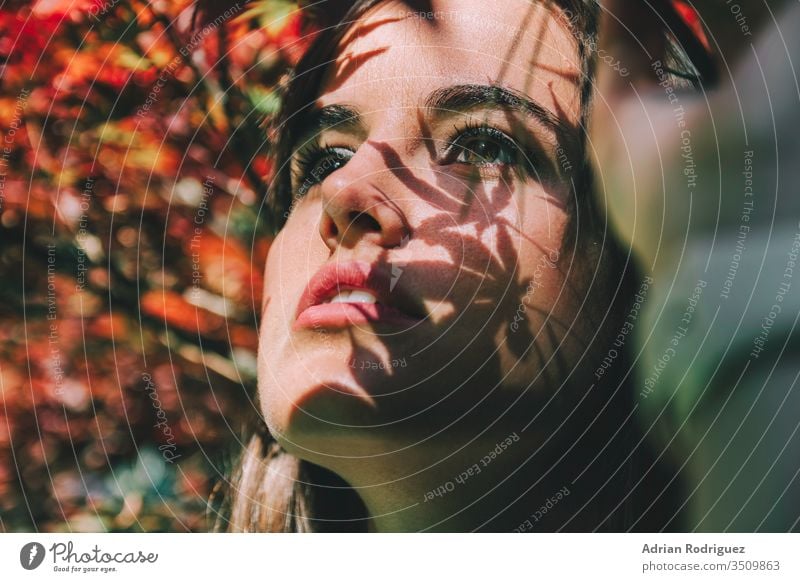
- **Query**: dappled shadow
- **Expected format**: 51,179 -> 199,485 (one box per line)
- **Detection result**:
285,133 -> 675,531
276,0 -> 684,533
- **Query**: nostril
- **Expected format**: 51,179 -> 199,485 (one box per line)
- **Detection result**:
327,219 -> 339,239
348,211 -> 381,233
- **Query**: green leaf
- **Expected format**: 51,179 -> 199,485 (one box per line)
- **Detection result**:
246,86 -> 282,117
243,0 -> 298,34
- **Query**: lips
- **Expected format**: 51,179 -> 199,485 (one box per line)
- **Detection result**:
293,260 -> 424,330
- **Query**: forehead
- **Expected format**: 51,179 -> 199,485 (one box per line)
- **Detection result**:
320,0 -> 582,123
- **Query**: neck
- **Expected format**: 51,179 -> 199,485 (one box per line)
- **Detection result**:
362,458 -> 580,533
300,369 -> 642,532
326,424 -> 606,533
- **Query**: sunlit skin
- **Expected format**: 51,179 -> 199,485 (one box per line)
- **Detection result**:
258,0 -> 603,531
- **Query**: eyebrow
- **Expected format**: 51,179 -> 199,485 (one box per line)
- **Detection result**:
295,104 -> 364,145
424,84 -> 577,152
294,84 -> 578,156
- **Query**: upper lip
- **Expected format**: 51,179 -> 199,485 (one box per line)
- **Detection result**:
295,260 -> 424,321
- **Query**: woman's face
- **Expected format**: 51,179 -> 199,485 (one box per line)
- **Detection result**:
259,0 -> 592,462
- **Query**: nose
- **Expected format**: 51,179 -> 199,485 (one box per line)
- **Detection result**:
318,146 -> 409,251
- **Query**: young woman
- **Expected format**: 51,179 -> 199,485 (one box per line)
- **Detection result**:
216,0 -> 700,532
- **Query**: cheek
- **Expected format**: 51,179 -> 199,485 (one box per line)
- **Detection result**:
261,230 -> 296,326
496,191 -> 568,281
494,199 -> 595,388
262,203 -> 328,321
262,229 -> 286,298
412,188 -> 568,325
513,202 -> 569,314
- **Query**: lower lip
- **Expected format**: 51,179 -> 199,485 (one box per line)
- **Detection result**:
294,303 -> 420,330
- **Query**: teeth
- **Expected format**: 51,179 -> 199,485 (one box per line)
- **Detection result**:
327,290 -> 378,304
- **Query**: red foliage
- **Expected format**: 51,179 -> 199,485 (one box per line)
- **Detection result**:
0,0 -> 308,531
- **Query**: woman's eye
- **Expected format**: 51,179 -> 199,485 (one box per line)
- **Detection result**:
454,138 -> 514,165
448,127 -> 520,167
295,146 -> 354,191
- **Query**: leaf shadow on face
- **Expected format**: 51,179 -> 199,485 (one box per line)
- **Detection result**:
268,1 -> 685,532
280,133 -> 632,533
289,136 -> 587,444
282,0 -> 598,476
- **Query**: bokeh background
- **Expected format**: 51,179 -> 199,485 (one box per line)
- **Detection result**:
0,0 -> 305,531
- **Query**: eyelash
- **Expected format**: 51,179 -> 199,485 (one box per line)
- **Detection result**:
442,121 -> 537,174
291,145 -> 354,195
291,122 -> 538,195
